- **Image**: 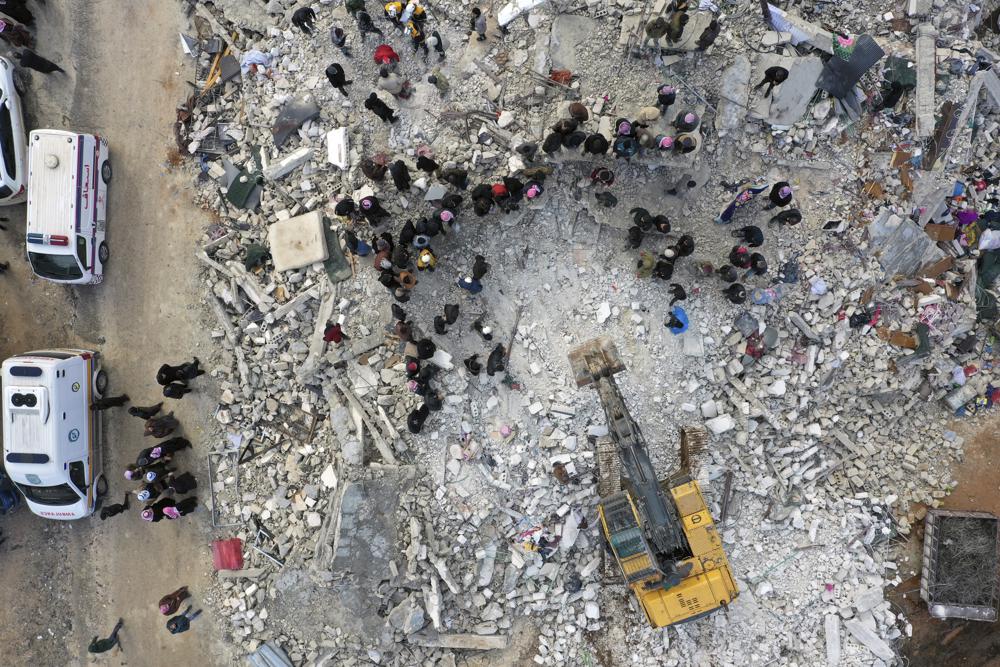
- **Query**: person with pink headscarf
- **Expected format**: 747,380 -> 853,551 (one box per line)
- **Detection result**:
766,181 -> 793,209
159,587 -> 190,616
673,111 -> 700,133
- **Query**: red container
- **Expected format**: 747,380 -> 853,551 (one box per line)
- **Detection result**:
212,538 -> 244,571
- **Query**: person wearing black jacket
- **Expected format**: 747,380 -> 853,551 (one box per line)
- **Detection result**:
325,63 -> 352,96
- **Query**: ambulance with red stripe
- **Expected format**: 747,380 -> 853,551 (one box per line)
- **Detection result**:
1,349 -> 108,519
25,130 -> 110,284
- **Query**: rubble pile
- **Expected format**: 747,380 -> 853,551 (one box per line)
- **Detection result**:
174,0 -> 1000,664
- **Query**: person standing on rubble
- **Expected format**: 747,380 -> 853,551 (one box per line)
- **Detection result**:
365,92 -> 399,123
732,225 -> 764,247
356,9 -> 385,37
486,344 -> 506,376
673,111 -> 700,132
729,245 -> 751,269
656,84 -> 676,109
754,66 -> 788,98
428,30 -> 447,60
583,133 -> 609,155
428,70 -> 450,97
291,6 -> 318,34
330,27 -> 351,56
407,21 -> 429,56
668,283 -> 687,306
384,0 -> 403,28
377,66 -> 405,96
666,11 -> 688,42
407,404 -> 430,433
373,43 -> 400,66
472,7 -> 488,41
325,63 -> 352,96
643,16 -> 668,48
696,19 -> 720,50
765,181 -> 793,209
722,282 -> 747,304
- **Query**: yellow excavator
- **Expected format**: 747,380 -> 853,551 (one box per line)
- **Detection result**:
568,336 -> 739,628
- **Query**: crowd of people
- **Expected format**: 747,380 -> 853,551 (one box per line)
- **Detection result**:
273,1 -> 805,437
96,359 -> 204,522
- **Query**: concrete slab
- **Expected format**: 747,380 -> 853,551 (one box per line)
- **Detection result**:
267,467 -> 419,638
867,209 -> 945,279
550,14 -> 598,71
717,55 -> 751,136
749,55 -> 822,128
268,211 -> 329,271
915,25 -> 937,138
766,4 -> 835,54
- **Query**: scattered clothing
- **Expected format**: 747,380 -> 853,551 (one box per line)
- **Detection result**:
324,323 -> 348,344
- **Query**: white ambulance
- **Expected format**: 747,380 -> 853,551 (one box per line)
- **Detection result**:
25,130 -> 110,284
1,349 -> 108,519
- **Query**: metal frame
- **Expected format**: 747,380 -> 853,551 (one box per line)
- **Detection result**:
921,508 -> 1000,622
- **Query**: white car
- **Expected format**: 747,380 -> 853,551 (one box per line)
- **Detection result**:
26,130 -> 111,284
0,56 -> 26,204
2,349 -> 108,520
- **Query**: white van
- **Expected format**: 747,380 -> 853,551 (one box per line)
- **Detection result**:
2,349 -> 108,519
25,130 -> 111,284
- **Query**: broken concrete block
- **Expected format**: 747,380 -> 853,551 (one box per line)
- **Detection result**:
915,25 -> 936,138
410,632 -> 508,650
263,146 -> 311,180
705,414 -> 735,434
766,4 -> 835,54
596,302 -> 612,323
268,211 -> 329,271
825,615 -> 841,666
326,127 -> 349,170
321,464 -> 338,489
498,0 -> 547,27
717,55 -> 751,135
844,618 -> 893,662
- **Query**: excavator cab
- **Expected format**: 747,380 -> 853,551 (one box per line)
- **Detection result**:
569,336 -> 739,628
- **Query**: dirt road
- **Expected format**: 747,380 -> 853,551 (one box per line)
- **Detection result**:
0,2 -> 233,665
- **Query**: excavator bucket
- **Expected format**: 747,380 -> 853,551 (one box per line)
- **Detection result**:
679,426 -> 709,474
567,336 -> 626,387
